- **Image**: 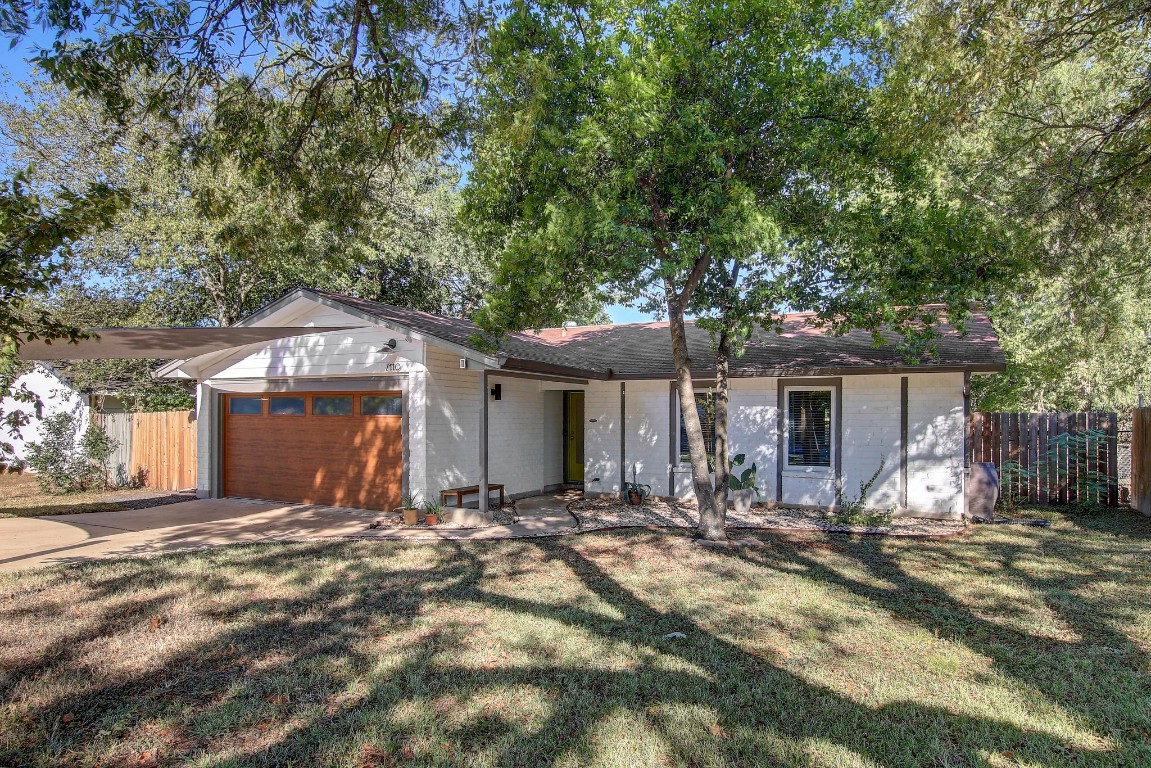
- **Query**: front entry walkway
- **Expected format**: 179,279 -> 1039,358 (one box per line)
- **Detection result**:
0,493 -> 580,572
350,491 -> 579,542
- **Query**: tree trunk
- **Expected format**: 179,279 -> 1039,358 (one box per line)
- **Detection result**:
666,279 -> 724,540
706,325 -> 731,538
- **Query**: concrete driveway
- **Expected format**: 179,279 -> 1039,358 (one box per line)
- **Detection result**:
0,499 -> 374,572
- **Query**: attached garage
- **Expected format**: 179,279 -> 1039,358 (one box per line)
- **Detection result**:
222,391 -> 403,511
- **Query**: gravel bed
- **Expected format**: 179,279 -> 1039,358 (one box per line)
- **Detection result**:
114,492 -> 198,510
568,497 -> 967,537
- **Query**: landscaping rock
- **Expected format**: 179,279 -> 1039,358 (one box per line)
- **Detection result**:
568,497 -> 966,537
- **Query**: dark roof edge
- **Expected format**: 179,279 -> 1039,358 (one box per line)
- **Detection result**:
501,357 -> 611,380
608,362 -> 1007,380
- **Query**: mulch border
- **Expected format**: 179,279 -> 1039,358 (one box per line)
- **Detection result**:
565,501 -> 973,540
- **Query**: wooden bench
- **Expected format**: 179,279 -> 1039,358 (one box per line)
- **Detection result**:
441,484 -> 506,509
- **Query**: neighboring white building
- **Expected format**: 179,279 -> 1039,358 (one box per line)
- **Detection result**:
157,289 -> 1005,520
3,364 -> 92,461
3,364 -> 139,463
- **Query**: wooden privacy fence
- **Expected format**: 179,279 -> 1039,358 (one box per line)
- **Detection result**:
95,410 -> 197,491
968,412 -> 1119,507
1132,408 -> 1151,515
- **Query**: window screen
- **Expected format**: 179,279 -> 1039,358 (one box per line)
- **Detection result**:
679,393 -> 716,461
787,390 -> 832,466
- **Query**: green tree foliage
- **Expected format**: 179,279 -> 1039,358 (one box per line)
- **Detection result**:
2,73 -> 503,410
895,0 -> 1151,412
465,0 -> 1000,538
0,168 -> 125,468
0,0 -> 475,215
3,73 -> 494,321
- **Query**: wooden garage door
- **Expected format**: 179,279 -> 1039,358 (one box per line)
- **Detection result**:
223,392 -> 402,511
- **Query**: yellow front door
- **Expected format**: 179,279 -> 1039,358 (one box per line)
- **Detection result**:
565,391 -> 585,482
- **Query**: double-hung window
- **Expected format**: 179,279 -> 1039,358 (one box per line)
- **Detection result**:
786,389 -> 833,467
679,392 -> 716,462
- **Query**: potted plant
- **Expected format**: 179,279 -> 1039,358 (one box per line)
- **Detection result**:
728,453 -> 759,514
423,498 -> 444,526
623,466 -> 651,506
401,492 -> 421,526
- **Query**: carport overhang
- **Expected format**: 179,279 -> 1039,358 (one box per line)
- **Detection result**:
17,327 -> 356,366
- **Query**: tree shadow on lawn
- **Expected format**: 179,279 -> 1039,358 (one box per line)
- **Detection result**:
714,513 -> 1151,761
0,524 -> 1141,767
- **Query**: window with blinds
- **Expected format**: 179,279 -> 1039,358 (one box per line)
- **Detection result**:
679,393 -> 716,461
787,390 -> 832,467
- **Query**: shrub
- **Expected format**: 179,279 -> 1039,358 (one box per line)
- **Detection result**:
24,412 -> 119,494
830,459 -> 893,526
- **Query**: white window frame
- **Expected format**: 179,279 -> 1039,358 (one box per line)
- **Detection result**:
783,385 -> 837,475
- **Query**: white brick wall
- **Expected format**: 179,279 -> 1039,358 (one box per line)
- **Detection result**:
584,381 -> 622,495
596,372 -> 965,517
487,375 -> 547,496
624,380 -> 672,496
841,375 -> 902,509
195,380 -> 214,497
541,391 -> 564,488
422,347 -> 569,500
727,378 -> 779,501
906,372 -> 965,517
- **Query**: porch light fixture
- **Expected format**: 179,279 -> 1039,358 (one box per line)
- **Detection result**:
490,383 -> 502,401
379,338 -> 398,352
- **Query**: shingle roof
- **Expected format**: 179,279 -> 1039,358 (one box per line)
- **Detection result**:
312,291 -> 1004,380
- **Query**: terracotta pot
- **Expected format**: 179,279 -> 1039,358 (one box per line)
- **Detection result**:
425,513 -> 439,526
403,507 -> 420,526
627,489 -> 643,506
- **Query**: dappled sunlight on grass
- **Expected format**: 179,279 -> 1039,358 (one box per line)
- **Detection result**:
1,508 -> 1149,766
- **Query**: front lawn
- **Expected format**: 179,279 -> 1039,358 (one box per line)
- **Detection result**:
1,510 -> 1149,767
0,473 -> 192,518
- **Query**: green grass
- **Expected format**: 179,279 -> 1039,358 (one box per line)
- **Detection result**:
1,508 -> 1149,767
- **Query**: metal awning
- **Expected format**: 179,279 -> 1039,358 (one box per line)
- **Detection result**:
17,327 -> 355,360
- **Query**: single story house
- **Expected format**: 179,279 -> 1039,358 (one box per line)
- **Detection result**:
157,288 -> 1004,520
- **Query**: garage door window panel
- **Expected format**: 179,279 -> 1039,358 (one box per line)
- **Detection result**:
362,394 -> 402,416
269,396 -> 305,415
313,395 -> 354,415
229,397 -> 264,415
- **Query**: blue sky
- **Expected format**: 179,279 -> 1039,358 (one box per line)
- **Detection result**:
605,303 -> 658,324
